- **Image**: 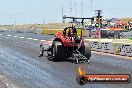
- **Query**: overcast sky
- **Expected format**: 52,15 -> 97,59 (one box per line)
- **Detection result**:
0,0 -> 131,24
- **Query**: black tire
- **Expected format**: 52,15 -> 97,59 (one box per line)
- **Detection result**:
79,43 -> 91,60
76,76 -> 87,86
51,41 -> 66,61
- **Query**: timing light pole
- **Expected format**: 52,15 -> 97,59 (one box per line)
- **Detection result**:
95,10 -> 102,40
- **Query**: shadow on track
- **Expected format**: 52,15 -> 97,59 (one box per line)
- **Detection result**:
47,56 -> 89,64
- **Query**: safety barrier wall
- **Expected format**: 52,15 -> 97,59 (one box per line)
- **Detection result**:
120,32 -> 132,38
41,29 -> 86,36
88,40 -> 132,57
120,44 -> 132,56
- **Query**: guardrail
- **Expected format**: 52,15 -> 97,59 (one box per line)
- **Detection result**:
86,39 -> 132,57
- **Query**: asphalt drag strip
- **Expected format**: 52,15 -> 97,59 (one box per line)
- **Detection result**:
0,32 -> 131,88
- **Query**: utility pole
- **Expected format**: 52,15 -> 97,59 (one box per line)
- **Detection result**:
95,10 -> 102,39
91,0 -> 93,8
70,0 -> 72,16
43,18 -> 45,24
62,0 -> 64,23
81,2 -> 83,17
74,2 -> 77,17
15,21 -> 16,25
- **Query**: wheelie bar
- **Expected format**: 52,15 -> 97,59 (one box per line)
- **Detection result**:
72,51 -> 89,64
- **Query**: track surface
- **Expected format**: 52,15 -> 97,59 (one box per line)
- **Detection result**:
0,31 -> 132,88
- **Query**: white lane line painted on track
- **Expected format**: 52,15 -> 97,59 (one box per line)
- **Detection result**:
7,35 -> 12,37
91,51 -> 94,53
40,40 -> 46,42
27,38 -> 33,40
19,37 -> 25,39
6,83 -> 9,86
33,39 -> 39,41
13,36 -> 18,38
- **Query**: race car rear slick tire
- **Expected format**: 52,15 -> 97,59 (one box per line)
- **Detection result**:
79,43 -> 91,60
51,41 -> 66,61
